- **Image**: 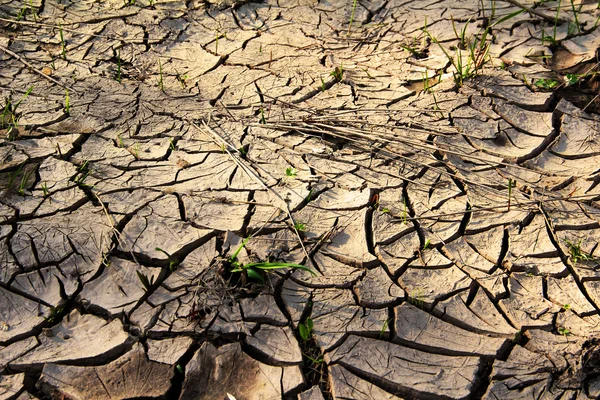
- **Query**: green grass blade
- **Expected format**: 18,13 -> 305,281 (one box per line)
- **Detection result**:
245,261 -> 317,276
490,9 -> 525,27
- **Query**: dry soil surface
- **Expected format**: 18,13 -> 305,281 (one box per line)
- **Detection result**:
3,0 -> 600,399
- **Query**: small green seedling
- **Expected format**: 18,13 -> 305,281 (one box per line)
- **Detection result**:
155,247 -> 179,271
64,89 -> 70,114
259,107 -> 266,124
562,304 -> 571,310
320,76 -> 326,92
305,189 -> 314,203
381,207 -> 390,214
534,78 -> 560,89
72,160 -> 92,188
157,58 -> 164,92
558,326 -> 571,336
2,86 -> 34,136
409,287 -> 425,309
45,306 -> 64,324
228,237 -> 316,283
18,165 -> 37,196
379,318 -> 391,338
401,198 -> 408,225
299,317 -> 314,341
136,270 -> 155,292
330,65 -> 344,83
59,24 -> 67,60
41,182 -> 49,197
294,222 -> 306,232
130,143 -> 140,159
347,0 -> 358,34
565,73 -> 579,86
169,138 -> 175,150
564,239 -> 594,264
303,352 -> 324,364
285,167 -> 297,178
175,69 -> 188,88
423,239 -> 431,250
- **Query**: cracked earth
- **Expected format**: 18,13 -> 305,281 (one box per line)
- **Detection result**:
3,0 -> 600,399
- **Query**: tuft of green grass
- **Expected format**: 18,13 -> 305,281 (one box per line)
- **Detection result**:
2,86 -> 33,139
294,222 -> 307,232
136,270 -> 154,292
41,182 -> 49,197
422,9 -> 523,88
330,65 -> 344,83
17,164 -> 37,196
71,160 -> 92,188
228,237 -> 316,283
564,238 -> 594,264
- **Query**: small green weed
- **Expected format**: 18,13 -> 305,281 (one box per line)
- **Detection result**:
534,78 -> 560,89
17,164 -> 37,196
136,270 -> 155,292
305,189 -> 314,203
409,287 -> 425,309
2,86 -> 33,139
228,237 -> 316,283
348,0 -> 358,34
71,160 -> 92,188
59,24 -> 67,60
380,207 -> 390,214
175,69 -> 188,88
423,238 -> 431,250
41,182 -> 49,197
294,222 -> 307,232
45,305 -> 65,324
299,317 -> 314,341
330,65 -> 344,83
564,239 -> 594,264
565,73 -> 579,86
155,247 -> 179,271
259,107 -> 266,124
558,326 -> 571,336
157,58 -> 164,92
379,318 -> 391,338
285,167 -> 297,178
64,89 -> 70,114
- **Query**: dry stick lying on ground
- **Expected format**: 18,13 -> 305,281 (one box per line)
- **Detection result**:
193,120 -> 314,270
499,0 -> 567,24
0,44 -> 77,93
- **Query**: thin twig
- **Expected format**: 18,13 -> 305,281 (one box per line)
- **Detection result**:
499,0 -> 567,24
0,44 -> 78,93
